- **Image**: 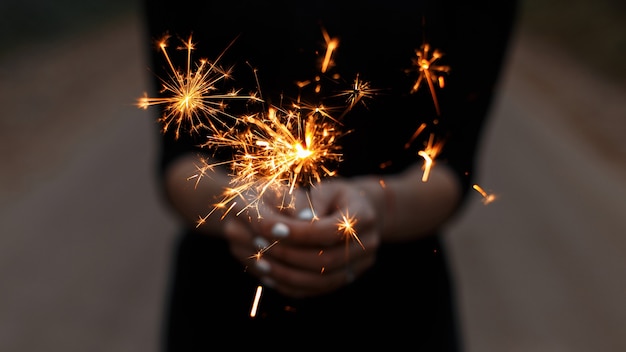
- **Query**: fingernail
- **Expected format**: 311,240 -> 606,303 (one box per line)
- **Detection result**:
271,222 -> 289,238
255,258 -> 271,274
253,236 -> 270,249
261,276 -> 275,288
297,208 -> 314,220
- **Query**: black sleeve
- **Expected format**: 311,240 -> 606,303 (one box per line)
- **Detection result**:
434,1 -> 519,201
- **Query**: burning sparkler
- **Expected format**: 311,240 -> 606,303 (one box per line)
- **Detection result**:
137,35 -> 260,139
333,73 -> 378,119
191,102 -> 346,220
139,29 -> 373,315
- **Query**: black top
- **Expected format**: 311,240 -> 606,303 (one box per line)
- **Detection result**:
142,1 -> 517,350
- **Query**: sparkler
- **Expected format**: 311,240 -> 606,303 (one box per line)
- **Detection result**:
195,101 -> 347,220
186,28 -> 375,221
137,35 -> 260,139
138,28 -> 384,316
137,29 -> 374,232
320,26 -> 339,74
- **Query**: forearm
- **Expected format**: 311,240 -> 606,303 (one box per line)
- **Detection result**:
163,153 -> 232,237
354,163 -> 462,242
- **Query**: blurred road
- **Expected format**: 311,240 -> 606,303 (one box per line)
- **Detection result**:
446,34 -> 626,351
0,9 -> 625,352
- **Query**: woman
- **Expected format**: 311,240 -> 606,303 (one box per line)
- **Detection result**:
142,0 -> 517,350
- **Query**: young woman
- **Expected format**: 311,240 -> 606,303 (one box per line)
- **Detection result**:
142,1 -> 517,350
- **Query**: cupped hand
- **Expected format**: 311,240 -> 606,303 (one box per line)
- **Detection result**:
223,179 -> 382,298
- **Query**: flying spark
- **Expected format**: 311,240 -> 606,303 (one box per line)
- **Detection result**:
248,239 -> 280,261
472,184 -> 497,205
338,209 -> 364,251
249,285 -> 263,318
408,43 -> 450,116
417,133 -> 444,182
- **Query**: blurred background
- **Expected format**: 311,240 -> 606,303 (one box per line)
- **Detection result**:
0,1 -> 625,351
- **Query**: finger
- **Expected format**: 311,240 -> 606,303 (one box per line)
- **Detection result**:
223,218 -> 254,245
260,248 -> 376,298
267,217 -> 345,247
264,235 -> 366,271
258,257 -> 348,298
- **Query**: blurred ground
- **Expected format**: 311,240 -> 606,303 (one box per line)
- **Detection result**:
0,2 -> 625,352
446,31 -> 626,351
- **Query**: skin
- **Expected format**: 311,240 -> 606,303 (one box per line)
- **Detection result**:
163,152 -> 462,298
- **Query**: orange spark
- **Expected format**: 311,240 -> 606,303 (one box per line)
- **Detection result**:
405,122 -> 427,149
248,239 -> 280,261
333,73 -> 378,119
320,27 -> 339,73
472,184 -> 497,205
409,43 -> 450,116
337,210 -> 365,250
249,285 -> 263,318
417,133 -> 444,182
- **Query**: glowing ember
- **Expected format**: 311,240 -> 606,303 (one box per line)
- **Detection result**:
249,285 -> 263,318
417,133 -> 444,182
472,184 -> 497,205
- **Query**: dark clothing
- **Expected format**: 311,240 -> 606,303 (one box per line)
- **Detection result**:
143,0 -> 517,350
